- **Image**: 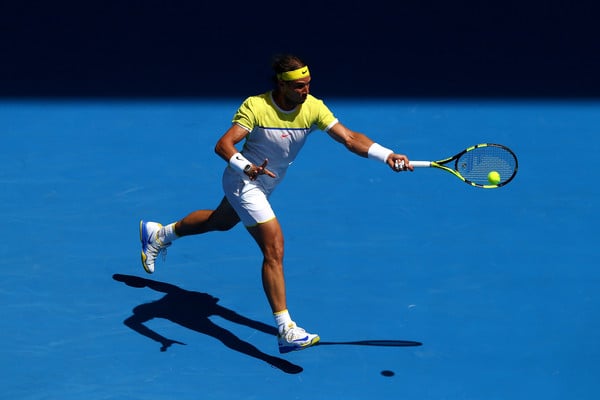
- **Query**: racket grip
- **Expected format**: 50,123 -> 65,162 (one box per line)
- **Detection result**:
409,161 -> 431,168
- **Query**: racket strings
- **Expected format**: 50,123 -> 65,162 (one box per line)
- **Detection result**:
455,145 -> 517,186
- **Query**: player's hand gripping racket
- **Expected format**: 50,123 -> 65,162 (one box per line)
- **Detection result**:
407,143 -> 518,188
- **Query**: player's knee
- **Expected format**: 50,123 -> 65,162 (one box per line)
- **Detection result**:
211,222 -> 231,232
203,209 -> 238,231
221,221 -> 238,231
212,218 -> 239,232
262,241 -> 284,263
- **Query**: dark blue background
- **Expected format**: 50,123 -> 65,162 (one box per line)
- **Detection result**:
2,0 -> 599,97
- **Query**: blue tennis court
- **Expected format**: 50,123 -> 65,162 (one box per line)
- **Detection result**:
1,98 -> 598,399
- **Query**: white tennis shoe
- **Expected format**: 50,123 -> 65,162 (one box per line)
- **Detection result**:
139,220 -> 170,274
278,322 -> 320,354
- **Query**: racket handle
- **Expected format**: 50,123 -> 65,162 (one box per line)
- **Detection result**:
409,161 -> 431,168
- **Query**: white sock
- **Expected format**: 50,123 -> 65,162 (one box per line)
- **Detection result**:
274,309 -> 294,334
158,223 -> 179,244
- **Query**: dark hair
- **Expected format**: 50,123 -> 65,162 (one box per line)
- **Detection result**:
271,54 -> 306,82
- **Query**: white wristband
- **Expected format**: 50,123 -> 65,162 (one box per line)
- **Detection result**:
367,143 -> 394,163
229,153 -> 251,176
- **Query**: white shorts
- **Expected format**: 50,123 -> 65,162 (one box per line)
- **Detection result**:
222,167 -> 276,227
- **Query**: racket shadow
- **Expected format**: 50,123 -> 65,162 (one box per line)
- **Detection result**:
112,273 -> 302,374
317,340 -> 422,347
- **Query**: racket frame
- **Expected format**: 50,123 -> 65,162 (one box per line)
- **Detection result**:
410,143 -> 518,189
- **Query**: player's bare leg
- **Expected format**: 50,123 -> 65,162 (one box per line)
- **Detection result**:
247,218 -> 320,353
175,196 -> 240,236
140,197 -> 239,273
246,218 -> 287,313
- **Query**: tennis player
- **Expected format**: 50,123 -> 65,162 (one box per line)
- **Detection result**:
140,54 -> 413,354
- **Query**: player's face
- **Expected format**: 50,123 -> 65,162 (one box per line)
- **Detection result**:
283,77 -> 310,104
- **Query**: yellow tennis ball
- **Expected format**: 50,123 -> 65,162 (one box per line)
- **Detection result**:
487,171 -> 501,185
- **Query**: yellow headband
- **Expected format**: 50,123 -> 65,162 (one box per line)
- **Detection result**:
277,66 -> 310,81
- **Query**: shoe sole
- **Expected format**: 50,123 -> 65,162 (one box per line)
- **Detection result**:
139,220 -> 153,274
279,335 -> 320,354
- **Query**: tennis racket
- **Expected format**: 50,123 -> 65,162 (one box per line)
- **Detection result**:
407,143 -> 518,188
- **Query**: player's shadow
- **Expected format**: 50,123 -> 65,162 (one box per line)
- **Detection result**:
112,274 -> 302,374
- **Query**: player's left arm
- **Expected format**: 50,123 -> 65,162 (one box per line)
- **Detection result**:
326,122 -> 413,172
